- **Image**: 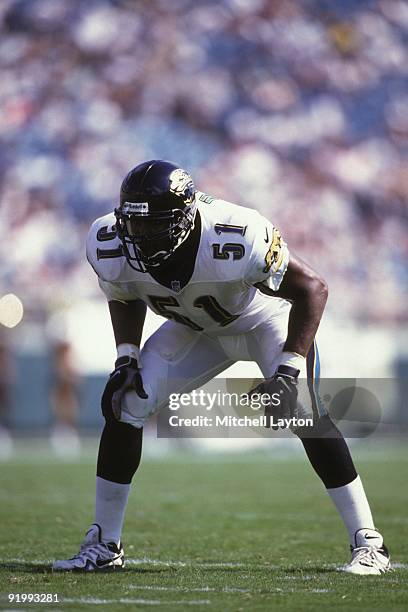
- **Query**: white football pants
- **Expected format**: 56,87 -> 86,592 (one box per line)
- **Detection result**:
119,308 -> 322,428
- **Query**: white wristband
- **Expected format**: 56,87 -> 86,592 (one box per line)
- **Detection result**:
117,343 -> 140,362
279,351 -> 305,372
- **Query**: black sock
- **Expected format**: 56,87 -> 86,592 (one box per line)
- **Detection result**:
97,421 -> 143,484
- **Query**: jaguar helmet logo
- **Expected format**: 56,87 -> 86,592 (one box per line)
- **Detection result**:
263,228 -> 283,273
169,168 -> 195,204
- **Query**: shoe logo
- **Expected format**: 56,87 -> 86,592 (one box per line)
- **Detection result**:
96,555 -> 121,568
364,533 -> 380,540
264,227 -> 269,243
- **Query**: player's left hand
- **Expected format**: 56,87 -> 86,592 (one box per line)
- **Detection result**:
247,365 -> 299,429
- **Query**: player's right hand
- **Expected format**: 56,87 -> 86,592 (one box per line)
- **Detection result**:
247,365 -> 299,429
101,356 -> 148,422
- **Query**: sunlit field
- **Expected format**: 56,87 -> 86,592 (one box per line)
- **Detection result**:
0,440 -> 407,611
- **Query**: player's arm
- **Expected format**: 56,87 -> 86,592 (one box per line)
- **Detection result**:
102,299 -> 148,422
247,217 -> 327,424
252,254 -> 327,426
255,253 -> 328,359
109,299 -> 147,355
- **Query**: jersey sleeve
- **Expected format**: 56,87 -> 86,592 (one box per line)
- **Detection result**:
86,213 -> 123,280
86,213 -> 137,302
97,278 -> 133,302
244,213 -> 289,291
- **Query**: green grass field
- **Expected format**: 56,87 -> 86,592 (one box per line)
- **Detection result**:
0,440 -> 407,611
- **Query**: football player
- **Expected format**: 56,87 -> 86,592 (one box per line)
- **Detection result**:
53,160 -> 390,574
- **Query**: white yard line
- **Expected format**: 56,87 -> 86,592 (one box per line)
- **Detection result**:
5,558 -> 52,566
130,585 -> 333,594
63,597 -> 211,606
6,557 -> 407,572
126,557 -> 188,567
130,585 -> 251,593
126,558 -> 278,568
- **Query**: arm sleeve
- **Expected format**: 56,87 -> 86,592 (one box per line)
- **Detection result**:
244,214 -> 289,291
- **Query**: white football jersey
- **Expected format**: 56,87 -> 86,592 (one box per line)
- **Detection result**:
86,192 -> 290,336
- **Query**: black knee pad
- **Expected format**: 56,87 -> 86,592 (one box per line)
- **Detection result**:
297,416 -> 358,489
97,420 -> 143,484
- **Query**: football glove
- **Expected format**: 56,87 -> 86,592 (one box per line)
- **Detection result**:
248,365 -> 299,429
101,356 -> 148,422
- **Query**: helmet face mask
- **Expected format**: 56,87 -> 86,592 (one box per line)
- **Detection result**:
115,161 -> 197,272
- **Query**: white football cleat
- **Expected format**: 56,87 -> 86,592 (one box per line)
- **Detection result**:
52,523 -> 124,571
343,528 -> 391,575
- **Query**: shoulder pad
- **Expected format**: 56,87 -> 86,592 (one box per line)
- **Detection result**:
86,213 -> 126,281
244,211 -> 289,290
197,198 -> 262,278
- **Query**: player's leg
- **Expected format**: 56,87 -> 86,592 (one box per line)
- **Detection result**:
294,346 -> 389,572
299,346 -> 390,573
92,322 -> 233,549
53,322 -> 233,571
246,317 -> 390,574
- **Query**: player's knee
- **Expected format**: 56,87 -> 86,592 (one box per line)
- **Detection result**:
97,420 -> 143,484
119,387 -> 157,428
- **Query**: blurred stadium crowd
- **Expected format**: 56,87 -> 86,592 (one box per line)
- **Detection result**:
0,0 -> 407,329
